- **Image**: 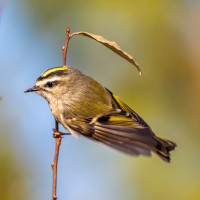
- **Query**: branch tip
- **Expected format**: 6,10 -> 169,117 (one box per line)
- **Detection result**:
67,27 -> 70,34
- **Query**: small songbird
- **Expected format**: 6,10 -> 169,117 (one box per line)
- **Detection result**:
25,66 -> 176,162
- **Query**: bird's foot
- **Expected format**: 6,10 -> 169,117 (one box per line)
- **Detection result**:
52,129 -> 71,138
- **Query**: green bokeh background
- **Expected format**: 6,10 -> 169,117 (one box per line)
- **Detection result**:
0,0 -> 200,200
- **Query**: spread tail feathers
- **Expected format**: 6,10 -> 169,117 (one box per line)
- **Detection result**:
154,136 -> 177,162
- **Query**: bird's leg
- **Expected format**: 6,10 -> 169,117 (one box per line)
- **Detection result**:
52,129 -> 71,138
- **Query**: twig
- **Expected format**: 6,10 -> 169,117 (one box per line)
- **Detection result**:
55,120 -> 59,131
62,27 -> 71,66
51,27 -> 71,200
51,137 -> 62,200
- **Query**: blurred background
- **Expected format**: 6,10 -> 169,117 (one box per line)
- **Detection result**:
0,0 -> 200,199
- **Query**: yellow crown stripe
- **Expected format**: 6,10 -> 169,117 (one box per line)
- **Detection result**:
41,66 -> 69,78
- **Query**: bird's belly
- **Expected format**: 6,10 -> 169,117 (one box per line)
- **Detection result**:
49,101 -> 80,136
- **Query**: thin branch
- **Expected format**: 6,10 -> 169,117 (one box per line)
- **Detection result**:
55,121 -> 59,131
51,27 -> 71,200
62,27 -> 71,66
51,137 -> 62,200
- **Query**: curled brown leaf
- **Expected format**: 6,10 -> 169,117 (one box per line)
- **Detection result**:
70,31 -> 142,75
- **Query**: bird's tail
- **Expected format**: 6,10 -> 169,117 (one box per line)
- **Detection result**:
154,135 -> 177,162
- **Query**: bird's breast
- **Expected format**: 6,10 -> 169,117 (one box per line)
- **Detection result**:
48,99 -> 63,122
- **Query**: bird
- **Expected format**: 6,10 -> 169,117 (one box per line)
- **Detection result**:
25,66 -> 176,162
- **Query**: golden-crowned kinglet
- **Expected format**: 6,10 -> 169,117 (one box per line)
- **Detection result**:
25,66 -> 176,162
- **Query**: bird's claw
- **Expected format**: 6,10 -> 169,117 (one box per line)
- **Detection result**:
52,129 -> 71,138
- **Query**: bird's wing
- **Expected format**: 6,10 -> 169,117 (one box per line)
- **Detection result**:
107,89 -> 151,128
81,109 -> 158,156
82,109 -> 176,162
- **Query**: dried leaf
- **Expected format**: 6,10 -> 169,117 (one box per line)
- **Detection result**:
71,31 -> 141,75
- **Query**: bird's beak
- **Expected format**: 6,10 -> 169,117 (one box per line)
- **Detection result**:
24,85 -> 40,93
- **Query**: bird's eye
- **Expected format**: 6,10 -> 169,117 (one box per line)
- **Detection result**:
45,81 -> 58,88
47,82 -> 53,87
